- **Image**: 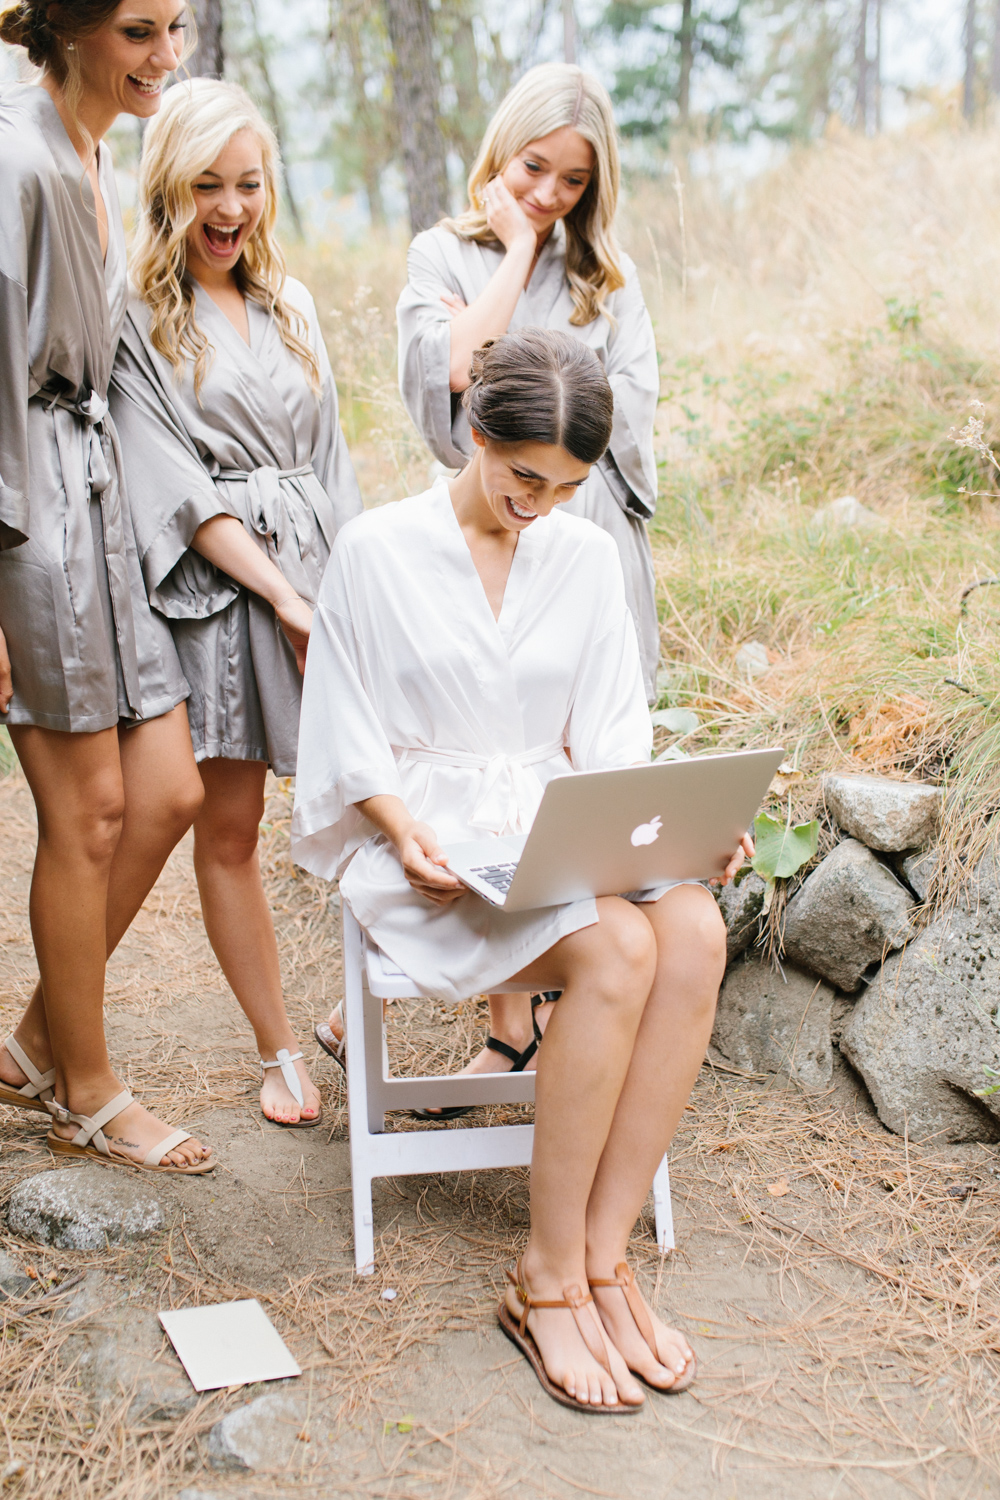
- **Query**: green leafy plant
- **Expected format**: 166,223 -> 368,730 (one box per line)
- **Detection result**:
975,1065 -> 1000,1099
751,811 -> 819,910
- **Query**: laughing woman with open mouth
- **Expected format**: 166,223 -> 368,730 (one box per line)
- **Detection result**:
110,79 -> 362,1127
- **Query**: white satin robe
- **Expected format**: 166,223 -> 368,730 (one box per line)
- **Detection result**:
291,478 -> 666,1003
110,278 -> 362,775
396,221 -> 661,700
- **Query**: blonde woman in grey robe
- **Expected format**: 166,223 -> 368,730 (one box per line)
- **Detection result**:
0,0 -> 215,1174
397,64 -> 660,700
111,79 -> 362,1126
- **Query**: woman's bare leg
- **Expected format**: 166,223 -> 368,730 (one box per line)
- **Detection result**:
1,716 -> 211,1167
499,897 -> 657,1408
585,884 -> 727,1387
192,758 -> 320,1125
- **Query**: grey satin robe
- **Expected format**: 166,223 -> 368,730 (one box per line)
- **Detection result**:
396,220 -> 661,699
0,84 -> 186,732
110,277 -> 362,775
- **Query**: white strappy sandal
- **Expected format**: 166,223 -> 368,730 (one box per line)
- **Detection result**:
260,1048 -> 322,1129
46,1089 -> 216,1174
0,1035 -> 56,1114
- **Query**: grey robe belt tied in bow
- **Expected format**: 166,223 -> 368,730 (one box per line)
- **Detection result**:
394,740 -> 567,836
217,463 -> 319,601
43,384 -> 143,714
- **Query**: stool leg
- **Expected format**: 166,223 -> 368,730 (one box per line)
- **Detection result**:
652,1155 -> 675,1254
353,1172 -> 375,1276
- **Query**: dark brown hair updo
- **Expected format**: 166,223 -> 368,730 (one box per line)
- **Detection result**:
0,0 -> 121,78
463,328 -> 614,466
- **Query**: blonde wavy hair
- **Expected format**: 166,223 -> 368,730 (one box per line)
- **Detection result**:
442,64 -> 624,327
131,78 -> 320,395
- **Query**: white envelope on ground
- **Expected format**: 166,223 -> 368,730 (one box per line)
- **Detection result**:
159,1297 -> 301,1392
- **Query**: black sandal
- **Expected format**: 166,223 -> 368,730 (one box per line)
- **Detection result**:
409,1001 -> 544,1121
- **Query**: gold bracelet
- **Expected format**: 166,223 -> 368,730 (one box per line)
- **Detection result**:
273,593 -> 302,608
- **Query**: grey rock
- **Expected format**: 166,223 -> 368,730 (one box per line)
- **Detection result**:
176,1492 -> 230,1500
735,640 -> 770,678
896,848 -> 937,902
823,773 -> 941,853
60,1303 -> 196,1421
0,1249 -> 32,1299
716,872 -> 766,960
207,1393 -> 307,1472
812,495 -> 886,531
783,839 -> 913,991
842,853 -> 1000,1141
8,1166 -> 164,1250
712,958 -> 836,1092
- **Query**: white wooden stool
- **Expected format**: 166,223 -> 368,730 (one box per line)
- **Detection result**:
340,905 -> 675,1274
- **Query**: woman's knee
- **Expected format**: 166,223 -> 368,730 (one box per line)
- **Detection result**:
41,775 -> 126,866
193,803 -> 261,869
589,899 -> 658,1000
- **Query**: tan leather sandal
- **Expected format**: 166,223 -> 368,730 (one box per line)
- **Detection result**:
0,1035 -> 55,1114
589,1261 -> 697,1394
46,1090 -> 216,1174
497,1259 -> 641,1415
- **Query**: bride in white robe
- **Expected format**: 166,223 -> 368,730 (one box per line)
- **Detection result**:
396,64 -> 660,703
294,330 -> 749,1415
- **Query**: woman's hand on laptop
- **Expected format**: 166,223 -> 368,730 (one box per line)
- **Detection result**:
712,831 -> 755,888
356,794 -> 464,905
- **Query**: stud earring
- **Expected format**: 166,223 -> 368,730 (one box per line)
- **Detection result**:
65,41 -> 75,49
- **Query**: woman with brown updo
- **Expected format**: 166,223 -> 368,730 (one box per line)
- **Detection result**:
0,0 -> 213,1172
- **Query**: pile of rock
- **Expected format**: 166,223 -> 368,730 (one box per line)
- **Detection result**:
712,773 -> 1000,1142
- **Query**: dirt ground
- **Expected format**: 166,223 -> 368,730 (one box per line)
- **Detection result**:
3,764 -> 1000,1500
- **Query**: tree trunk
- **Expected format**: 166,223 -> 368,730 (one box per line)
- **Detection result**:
340,1 -> 387,225
677,0 -> 693,125
965,0 -> 978,120
246,0 -> 304,237
562,0 -> 577,65
855,0 -> 869,132
382,0 -> 449,235
186,0 -> 223,77
992,0 -> 1000,96
873,0 -> 882,131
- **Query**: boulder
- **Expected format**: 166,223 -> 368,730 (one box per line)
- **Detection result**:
712,958 -> 836,1092
61,1307 -> 197,1421
207,1393 -> 307,1472
896,848 -> 936,902
716,871 -> 766,959
782,839 -> 912,991
7,1167 -> 164,1250
812,495 -> 886,531
0,1249 -> 33,1300
822,774 -> 941,853
842,854 -> 1000,1141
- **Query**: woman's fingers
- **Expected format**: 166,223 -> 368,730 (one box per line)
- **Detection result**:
275,598 -> 314,675
483,176 -> 535,251
401,824 -> 463,902
0,625 -> 12,714
440,292 -> 467,315
716,833 -> 754,887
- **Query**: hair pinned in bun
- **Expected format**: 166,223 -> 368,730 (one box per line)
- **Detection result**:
463,327 -> 613,465
0,0 -> 120,73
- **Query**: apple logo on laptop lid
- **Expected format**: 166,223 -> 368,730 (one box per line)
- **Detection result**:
630,815 -> 662,848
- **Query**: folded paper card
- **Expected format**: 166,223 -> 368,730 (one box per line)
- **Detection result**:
159,1298 -> 301,1392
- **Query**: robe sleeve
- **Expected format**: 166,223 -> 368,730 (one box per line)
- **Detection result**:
565,539 -> 653,770
598,257 -> 660,522
0,147 -> 33,550
302,291 -> 363,532
291,536 -> 405,880
110,315 -> 240,620
396,230 -> 468,469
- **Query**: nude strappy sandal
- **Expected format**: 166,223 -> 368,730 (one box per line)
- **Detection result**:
497,1259 -> 641,1415
314,1005 -> 346,1074
0,1035 -> 55,1114
589,1261 -> 697,1394
260,1048 -> 321,1129
46,1090 -> 216,1174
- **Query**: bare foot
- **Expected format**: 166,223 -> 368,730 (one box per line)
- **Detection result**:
589,1268 -> 695,1391
50,1091 -> 212,1170
504,1265 -> 644,1409
260,1054 -> 321,1125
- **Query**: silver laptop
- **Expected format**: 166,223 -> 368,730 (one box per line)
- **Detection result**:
442,748 -> 784,912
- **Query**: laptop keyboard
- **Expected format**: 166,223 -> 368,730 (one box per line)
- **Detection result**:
469,862 -> 518,895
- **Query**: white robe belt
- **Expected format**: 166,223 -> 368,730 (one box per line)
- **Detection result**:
394,740 -> 567,836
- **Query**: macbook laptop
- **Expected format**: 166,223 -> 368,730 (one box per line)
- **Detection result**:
442,747 -> 784,912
